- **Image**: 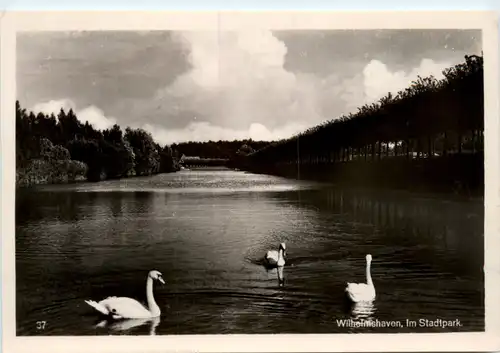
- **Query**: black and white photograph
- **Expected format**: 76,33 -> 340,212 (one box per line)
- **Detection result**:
1,10 -> 499,353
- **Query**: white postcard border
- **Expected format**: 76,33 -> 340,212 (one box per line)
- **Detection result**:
1,10 -> 499,353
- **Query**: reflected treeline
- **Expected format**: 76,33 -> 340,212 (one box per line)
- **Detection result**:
16,189 -> 157,225
235,55 -> 484,195
16,189 -> 84,224
272,187 -> 483,276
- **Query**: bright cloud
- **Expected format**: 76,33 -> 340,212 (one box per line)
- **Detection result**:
31,99 -> 76,116
140,30 -> 453,142
31,99 -> 117,131
363,58 -> 448,103
77,106 -> 117,131
30,98 -> 309,146
150,30 -> 316,131
142,121 -> 308,145
30,31 -> 455,145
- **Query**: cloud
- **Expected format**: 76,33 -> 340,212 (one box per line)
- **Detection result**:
141,121 -> 308,145
31,99 -> 117,131
362,58 -> 448,103
30,98 -> 308,145
149,30 -> 313,131
29,31 -> 456,145
31,99 -> 76,116
133,30 -> 454,142
77,106 -> 118,131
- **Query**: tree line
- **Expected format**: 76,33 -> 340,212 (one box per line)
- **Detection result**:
16,101 -> 181,186
173,140 -> 270,160
243,54 -> 483,168
16,101 -> 271,186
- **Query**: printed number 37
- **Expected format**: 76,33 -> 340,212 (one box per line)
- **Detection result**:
36,321 -> 46,330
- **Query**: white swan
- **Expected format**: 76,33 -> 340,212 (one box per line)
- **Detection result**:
345,254 -> 376,302
265,242 -> 286,267
85,270 -> 165,319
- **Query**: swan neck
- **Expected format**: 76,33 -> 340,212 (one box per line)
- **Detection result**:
366,261 -> 373,286
146,277 -> 160,317
278,249 -> 285,261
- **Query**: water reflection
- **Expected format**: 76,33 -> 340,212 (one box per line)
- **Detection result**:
277,266 -> 285,287
96,316 -> 160,335
271,187 -> 483,278
16,171 -> 484,335
350,301 -> 376,321
265,266 -> 285,287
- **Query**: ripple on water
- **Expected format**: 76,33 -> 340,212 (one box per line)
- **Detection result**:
15,170 -> 484,335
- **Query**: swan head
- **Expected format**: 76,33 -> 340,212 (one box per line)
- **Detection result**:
148,270 -> 165,284
366,254 -> 372,263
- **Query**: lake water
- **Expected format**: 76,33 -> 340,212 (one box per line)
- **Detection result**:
15,169 -> 484,335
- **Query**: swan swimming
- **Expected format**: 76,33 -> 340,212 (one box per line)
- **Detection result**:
265,242 -> 286,267
345,254 -> 376,303
84,270 -> 165,319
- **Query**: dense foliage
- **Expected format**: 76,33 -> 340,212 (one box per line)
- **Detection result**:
245,54 -> 484,166
229,54 -> 484,195
16,101 -> 273,186
16,101 -> 180,186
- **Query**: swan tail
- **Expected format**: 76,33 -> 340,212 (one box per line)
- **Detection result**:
84,300 -> 110,316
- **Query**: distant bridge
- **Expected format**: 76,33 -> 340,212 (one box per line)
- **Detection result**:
179,155 -> 229,168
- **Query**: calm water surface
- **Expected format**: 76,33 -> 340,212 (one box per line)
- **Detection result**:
16,169 -> 484,335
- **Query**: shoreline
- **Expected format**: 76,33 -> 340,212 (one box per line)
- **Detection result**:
16,165 -> 484,202
230,156 -> 484,199
15,168 -> 180,189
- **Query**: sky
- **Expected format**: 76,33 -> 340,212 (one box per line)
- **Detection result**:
17,29 -> 481,145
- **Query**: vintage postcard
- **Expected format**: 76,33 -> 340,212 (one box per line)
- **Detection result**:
1,10 -> 499,353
